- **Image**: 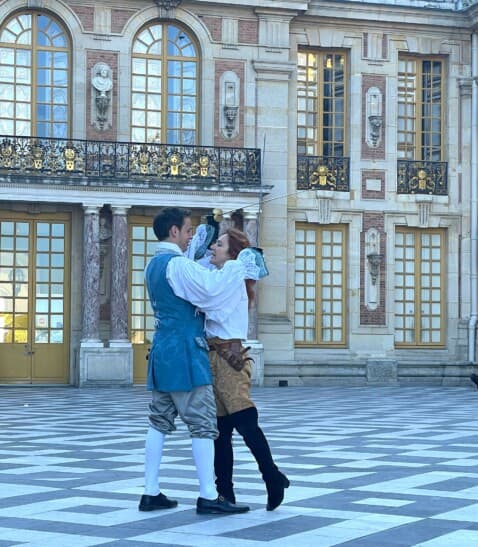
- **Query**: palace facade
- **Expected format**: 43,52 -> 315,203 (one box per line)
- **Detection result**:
1,0 -> 477,386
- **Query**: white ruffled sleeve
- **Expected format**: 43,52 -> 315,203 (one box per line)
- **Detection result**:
167,256 -> 245,314
237,247 -> 261,281
184,224 -> 215,260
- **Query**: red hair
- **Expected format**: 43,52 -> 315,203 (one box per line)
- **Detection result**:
226,228 -> 255,307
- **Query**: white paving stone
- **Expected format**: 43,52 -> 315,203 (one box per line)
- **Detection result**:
0,385 -> 477,546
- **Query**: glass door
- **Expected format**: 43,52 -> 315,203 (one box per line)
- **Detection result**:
0,213 -> 70,383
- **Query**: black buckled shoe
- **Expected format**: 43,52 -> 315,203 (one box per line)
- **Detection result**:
217,487 -> 236,504
139,492 -> 178,511
196,495 -> 249,514
471,373 -> 478,389
266,472 -> 290,511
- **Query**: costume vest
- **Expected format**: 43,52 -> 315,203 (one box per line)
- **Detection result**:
145,252 -> 211,392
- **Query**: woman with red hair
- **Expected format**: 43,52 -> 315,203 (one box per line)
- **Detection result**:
207,228 -> 289,511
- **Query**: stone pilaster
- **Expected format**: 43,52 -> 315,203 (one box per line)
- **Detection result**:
243,211 -> 258,247
252,59 -> 295,365
110,206 -> 130,342
218,212 -> 232,235
244,210 -> 264,386
81,205 -> 101,342
458,78 -> 472,167
244,211 -> 258,340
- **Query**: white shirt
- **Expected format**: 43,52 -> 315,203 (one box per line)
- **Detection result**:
157,242 -> 249,340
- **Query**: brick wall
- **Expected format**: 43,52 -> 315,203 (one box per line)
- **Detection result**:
111,9 -> 137,35
201,16 -> 222,42
362,170 -> 385,200
361,74 -> 386,161
238,19 -> 258,44
201,16 -> 258,44
71,6 -> 94,32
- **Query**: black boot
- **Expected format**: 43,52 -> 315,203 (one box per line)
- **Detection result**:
471,373 -> 478,389
214,415 -> 236,503
232,406 -> 290,511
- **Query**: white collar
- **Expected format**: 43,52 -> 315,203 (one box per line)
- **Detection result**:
156,241 -> 183,255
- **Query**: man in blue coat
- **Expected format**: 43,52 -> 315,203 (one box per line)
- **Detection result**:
139,207 -> 250,515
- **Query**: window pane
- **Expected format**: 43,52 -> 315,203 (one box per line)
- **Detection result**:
131,23 -> 198,144
0,13 -> 70,137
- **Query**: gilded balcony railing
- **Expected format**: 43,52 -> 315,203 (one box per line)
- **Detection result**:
397,160 -> 448,195
0,135 -> 261,187
297,155 -> 350,191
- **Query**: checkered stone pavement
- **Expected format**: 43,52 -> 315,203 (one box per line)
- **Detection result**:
0,385 -> 478,546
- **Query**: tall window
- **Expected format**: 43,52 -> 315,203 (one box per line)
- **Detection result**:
0,12 -> 70,138
295,224 -> 347,346
394,228 -> 445,347
131,23 -> 199,145
397,57 -> 444,161
297,50 -> 347,156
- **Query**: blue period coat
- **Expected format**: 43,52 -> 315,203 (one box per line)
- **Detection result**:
144,251 -> 211,392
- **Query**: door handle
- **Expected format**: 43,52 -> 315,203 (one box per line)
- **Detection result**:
23,344 -> 34,356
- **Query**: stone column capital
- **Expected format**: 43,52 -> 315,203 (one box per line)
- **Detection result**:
458,77 -> 473,97
83,205 -> 102,215
111,205 -> 131,216
243,209 -> 260,220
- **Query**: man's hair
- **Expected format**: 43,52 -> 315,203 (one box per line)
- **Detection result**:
153,207 -> 192,241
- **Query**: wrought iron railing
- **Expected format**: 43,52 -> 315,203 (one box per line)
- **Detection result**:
0,135 -> 261,187
397,160 -> 448,195
297,155 -> 350,191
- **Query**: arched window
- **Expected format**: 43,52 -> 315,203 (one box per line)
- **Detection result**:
131,22 -> 199,145
0,11 -> 70,138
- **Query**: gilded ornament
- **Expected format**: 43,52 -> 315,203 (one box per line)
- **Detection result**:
64,146 -> 76,171
1,142 -> 13,168
310,164 -> 336,189
169,153 -> 181,176
410,168 -> 434,194
199,155 -> 210,177
139,146 -> 150,175
213,208 -> 224,222
32,144 -> 43,170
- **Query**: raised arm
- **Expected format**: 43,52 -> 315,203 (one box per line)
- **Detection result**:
167,256 -> 245,313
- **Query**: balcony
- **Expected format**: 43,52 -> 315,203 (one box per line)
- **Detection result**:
0,135 -> 261,190
297,155 -> 350,192
397,160 -> 448,196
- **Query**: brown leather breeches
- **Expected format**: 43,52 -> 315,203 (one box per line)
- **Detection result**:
208,341 -> 255,417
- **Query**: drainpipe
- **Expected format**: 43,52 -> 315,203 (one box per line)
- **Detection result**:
469,32 -> 478,363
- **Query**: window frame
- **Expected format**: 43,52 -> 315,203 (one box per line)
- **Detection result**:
397,54 -> 445,162
297,48 -> 348,157
294,223 -> 348,348
394,227 -> 446,348
0,10 -> 71,138
130,21 -> 200,145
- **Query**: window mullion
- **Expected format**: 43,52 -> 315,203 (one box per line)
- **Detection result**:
316,230 -> 321,345
317,53 -> 324,154
161,27 -> 167,143
415,61 -> 422,161
414,229 -> 421,345
31,13 -> 38,136
440,62 -> 445,161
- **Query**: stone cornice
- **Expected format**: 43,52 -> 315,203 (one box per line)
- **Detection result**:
252,60 -> 296,79
303,0 -> 470,30
190,0 -> 308,10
